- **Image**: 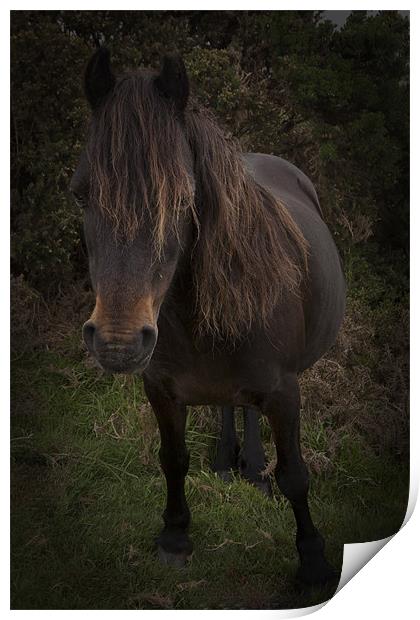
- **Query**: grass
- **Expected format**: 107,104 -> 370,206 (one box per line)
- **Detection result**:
10,279 -> 409,609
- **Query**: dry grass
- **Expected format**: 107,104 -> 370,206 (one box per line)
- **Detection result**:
301,302 -> 409,462
11,275 -> 94,354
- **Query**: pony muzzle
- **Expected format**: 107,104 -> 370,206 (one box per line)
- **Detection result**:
83,294 -> 159,373
83,320 -> 158,373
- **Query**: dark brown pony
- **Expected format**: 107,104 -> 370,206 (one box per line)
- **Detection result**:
71,48 -> 346,585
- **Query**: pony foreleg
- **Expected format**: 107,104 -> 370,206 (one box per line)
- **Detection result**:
262,375 -> 336,585
143,378 -> 192,567
212,406 -> 240,481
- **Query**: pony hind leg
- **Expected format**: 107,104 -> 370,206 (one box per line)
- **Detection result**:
143,377 -> 192,567
239,407 -> 271,496
262,374 -> 336,585
212,406 -> 240,482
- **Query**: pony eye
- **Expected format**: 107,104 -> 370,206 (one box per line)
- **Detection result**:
72,192 -> 87,208
153,270 -> 164,284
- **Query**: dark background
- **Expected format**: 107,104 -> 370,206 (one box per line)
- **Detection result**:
11,10 -> 409,289
11,11 -> 409,610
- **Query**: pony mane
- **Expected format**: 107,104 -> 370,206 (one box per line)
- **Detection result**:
87,70 -> 309,341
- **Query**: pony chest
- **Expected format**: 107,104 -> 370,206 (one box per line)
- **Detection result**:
157,359 -> 239,405
148,350 -> 283,407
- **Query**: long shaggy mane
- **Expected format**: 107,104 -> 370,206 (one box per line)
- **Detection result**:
87,70 -> 309,341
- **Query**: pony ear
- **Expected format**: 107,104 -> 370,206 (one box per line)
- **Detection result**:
84,47 -> 116,109
155,55 -> 189,112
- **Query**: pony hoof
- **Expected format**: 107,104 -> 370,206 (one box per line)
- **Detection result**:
252,478 -> 272,497
296,557 -> 338,586
157,545 -> 191,568
215,469 -> 234,483
240,468 -> 272,497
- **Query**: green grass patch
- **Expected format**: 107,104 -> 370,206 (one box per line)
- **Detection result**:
11,342 -> 408,609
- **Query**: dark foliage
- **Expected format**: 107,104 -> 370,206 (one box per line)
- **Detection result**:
11,10 -> 408,291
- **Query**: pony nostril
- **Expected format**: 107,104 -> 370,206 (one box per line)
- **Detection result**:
82,321 -> 156,368
83,320 -> 96,352
141,325 -> 157,356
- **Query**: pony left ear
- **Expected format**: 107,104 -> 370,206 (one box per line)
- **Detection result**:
155,55 -> 189,112
84,47 -> 116,109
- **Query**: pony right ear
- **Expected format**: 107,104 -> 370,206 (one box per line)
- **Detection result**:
155,55 -> 189,112
84,47 -> 115,109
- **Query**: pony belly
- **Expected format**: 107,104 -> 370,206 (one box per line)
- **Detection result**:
166,371 -> 249,407
146,354 -> 288,407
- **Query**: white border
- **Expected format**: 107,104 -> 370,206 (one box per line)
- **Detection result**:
4,3 -> 416,617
